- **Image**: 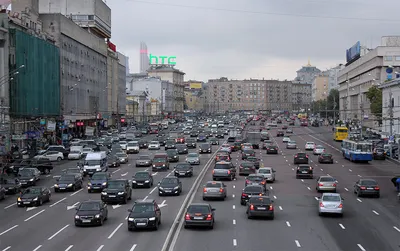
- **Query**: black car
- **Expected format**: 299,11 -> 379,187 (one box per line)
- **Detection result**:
276,131 -> 284,137
158,136 -> 167,146
18,168 -> 41,187
318,153 -> 334,164
138,140 -> 148,149
132,171 -> 154,188
296,165 -> 313,179
197,133 -> 207,142
108,155 -> 121,168
246,196 -> 274,219
0,175 -> 21,194
199,143 -> 212,153
186,138 -> 197,148
74,200 -> 108,226
354,179 -> 380,198
158,177 -> 182,196
165,140 -> 176,150
166,149 -> 180,162
209,138 -> 219,145
0,185 -> 5,200
101,179 -> 132,204
373,148 -> 386,160
242,149 -> 255,160
54,174 -> 83,192
294,153 -> 309,164
266,145 -> 278,154
246,156 -> 260,169
216,131 -> 224,138
190,130 -> 199,137
184,203 -> 215,229
240,185 -> 268,205
88,172 -> 110,192
17,186 -> 51,207
176,144 -> 188,154
174,163 -> 193,177
127,199 -> 161,231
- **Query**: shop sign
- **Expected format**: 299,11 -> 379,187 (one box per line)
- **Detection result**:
149,54 -> 176,65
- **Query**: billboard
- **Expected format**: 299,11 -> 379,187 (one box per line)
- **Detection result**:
346,41 -> 361,63
149,54 -> 176,65
190,83 -> 202,89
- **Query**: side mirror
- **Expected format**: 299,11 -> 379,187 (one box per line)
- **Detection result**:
75,208 -> 79,211
128,209 -> 132,212
341,198 -> 344,201
271,200 -> 274,202
223,184 -> 227,187
211,208 -> 216,211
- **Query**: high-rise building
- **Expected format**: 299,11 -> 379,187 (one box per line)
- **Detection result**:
140,42 -> 149,73
294,60 -> 321,84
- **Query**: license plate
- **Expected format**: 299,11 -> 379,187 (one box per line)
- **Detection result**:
367,188 -> 374,190
23,202 -> 30,204
137,183 -> 143,185
60,188 -> 66,190
194,217 -> 203,220
302,171 -> 308,173
109,195 -> 116,197
258,207 -> 266,210
136,223 -> 146,226
165,190 -> 172,192
248,195 -> 252,197
179,172 -> 186,175
21,182 -> 27,184
82,220 -> 91,223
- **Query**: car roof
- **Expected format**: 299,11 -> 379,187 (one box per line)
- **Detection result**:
81,200 -> 102,204
322,193 -> 341,197
188,203 -> 211,207
134,199 -> 155,204
206,181 -> 223,184
215,161 -> 231,164
247,174 -> 263,177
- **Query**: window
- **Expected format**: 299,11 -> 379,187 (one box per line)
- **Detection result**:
396,56 -> 400,61
385,56 -> 393,61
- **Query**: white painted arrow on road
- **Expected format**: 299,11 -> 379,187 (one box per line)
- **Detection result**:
152,172 -> 158,176
26,207 -> 37,212
112,204 -> 122,209
67,202 -> 80,210
158,200 -> 167,208
121,172 -> 128,177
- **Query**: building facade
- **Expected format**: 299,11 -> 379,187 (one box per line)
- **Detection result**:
327,65 -> 344,91
40,13 -> 108,124
379,79 -> 400,136
106,48 -> 118,124
126,91 -> 147,122
117,52 -> 127,117
338,46 -> 400,128
291,82 -> 312,112
312,75 -> 329,101
294,61 -> 321,84
139,42 -> 149,73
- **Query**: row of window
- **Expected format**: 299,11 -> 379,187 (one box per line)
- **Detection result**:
384,56 -> 400,61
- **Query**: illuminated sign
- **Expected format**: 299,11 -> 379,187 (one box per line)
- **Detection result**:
149,54 -> 176,65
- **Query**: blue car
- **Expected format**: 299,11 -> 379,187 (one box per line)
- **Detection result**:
197,134 -> 207,142
87,172 -> 110,193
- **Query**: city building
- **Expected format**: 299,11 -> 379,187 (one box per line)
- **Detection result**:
294,60 -> 321,84
117,52 -> 127,121
184,80 -> 205,111
38,0 -> 111,39
40,13 -> 108,126
379,79 -> 400,137
126,91 -> 148,122
327,65 -> 345,91
338,40 -> 400,129
126,72 -> 148,92
125,98 -> 139,123
291,83 -> 312,112
147,65 -> 185,117
140,42 -> 149,73
312,74 -> 329,102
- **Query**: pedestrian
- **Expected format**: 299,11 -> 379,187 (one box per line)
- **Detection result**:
396,177 -> 400,192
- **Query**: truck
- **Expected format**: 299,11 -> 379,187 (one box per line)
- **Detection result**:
247,131 -> 261,149
169,131 -> 185,143
228,130 -> 238,142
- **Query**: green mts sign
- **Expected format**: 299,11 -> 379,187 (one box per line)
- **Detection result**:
149,54 -> 176,65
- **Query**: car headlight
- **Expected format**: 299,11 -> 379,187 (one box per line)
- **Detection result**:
17,197 -> 21,201
174,186 -> 179,190
95,214 -> 101,218
128,217 -> 134,221
88,182 -> 92,186
67,184 -> 73,187
29,178 -> 34,182
96,168 -> 101,171
132,180 -> 137,183
174,156 -> 177,158
149,217 -> 156,221
153,165 -> 156,167
102,182 -> 107,186
208,148 -> 211,151
184,149 -> 187,151
159,187 -> 164,190
162,164 -> 165,167
33,197 -> 38,201
117,192 -> 125,195
101,192 -> 107,195
54,184 -> 59,188
144,180 -> 149,183
185,159 -> 188,161
75,215 -> 80,219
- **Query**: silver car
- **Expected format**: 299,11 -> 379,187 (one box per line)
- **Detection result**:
316,176 -> 337,192
286,141 -> 297,149
202,181 -> 227,200
313,145 -> 325,155
318,193 -> 343,216
116,152 -> 129,164
257,167 -> 276,182
282,137 -> 290,143
119,141 -> 128,150
135,155 -> 152,167
186,153 -> 200,165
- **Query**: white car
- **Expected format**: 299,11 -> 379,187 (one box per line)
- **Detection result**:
127,141 -> 140,154
282,137 -> 290,143
305,142 -> 315,150
258,167 -> 276,182
68,150 -> 82,160
148,141 -> 161,150
34,151 -> 64,162
286,141 -> 297,149
318,193 -> 343,216
313,145 -> 325,155
220,144 -> 231,153
119,141 -> 128,150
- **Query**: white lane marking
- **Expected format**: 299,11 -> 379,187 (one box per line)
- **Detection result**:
129,244 -> 137,251
295,240 -> 301,248
283,156 -> 286,158
0,225 -> 18,236
339,223 -> 345,229
357,198 -> 362,203
307,187 -> 311,190
342,165 -> 344,167
4,203 -> 16,209
96,245 -> 104,251
50,197 -> 67,207
232,205 -> 235,210
112,169 -> 121,174
48,224 -> 69,240
393,226 -> 400,232
286,221 -> 291,227
142,196 -> 148,201
232,194 -> 235,198
121,172 -> 128,176
358,174 -> 362,177
273,195 -> 277,199
357,244 -> 366,251
372,210 -> 380,215
65,245 -> 73,251
108,223 -> 124,239
24,209 -> 45,222
327,174 -> 330,176
70,189 -> 83,196
2,246 -> 11,251
233,239 -> 237,246
344,188 -> 349,191
320,168 -> 323,171
125,215 -> 129,220
152,172 -> 158,176
301,179 -> 304,182
285,159 -> 288,162
292,168 -> 294,171
233,219 -> 236,225
279,206 -> 283,210
314,197 -> 319,201
46,175 -> 51,178
269,186 -> 273,190
149,186 -> 157,194
349,169 -> 352,172
288,164 -> 291,166
33,245 -> 42,251
144,168 -> 149,171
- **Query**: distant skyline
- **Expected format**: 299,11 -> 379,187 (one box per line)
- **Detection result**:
139,42 -> 149,73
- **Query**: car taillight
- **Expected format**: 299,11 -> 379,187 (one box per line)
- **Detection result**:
374,186 -> 380,190
250,204 -> 254,210
319,202 -> 324,207
318,183 -> 323,186
261,180 -> 266,184
246,180 -> 250,183
219,188 -> 224,193
309,167 -> 312,170
294,155 -> 298,158
333,183 -> 337,187
338,203 -> 343,208
360,186 -> 366,190
203,188 -> 207,192
242,193 -> 246,197
306,155 -> 309,158
259,193 -> 263,196
267,148 -> 270,150
206,214 -> 212,220
212,170 -> 215,174
185,214 -> 190,220
227,170 -> 231,174
269,205 -> 274,211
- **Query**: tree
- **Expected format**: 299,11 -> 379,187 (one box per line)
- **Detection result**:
366,86 -> 382,125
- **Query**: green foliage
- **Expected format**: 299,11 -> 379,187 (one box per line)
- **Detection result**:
366,86 -> 382,124
311,89 -> 340,117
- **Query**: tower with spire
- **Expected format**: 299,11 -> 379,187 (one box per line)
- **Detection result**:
294,59 -> 321,84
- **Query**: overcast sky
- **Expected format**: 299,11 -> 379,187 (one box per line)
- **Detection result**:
107,0 -> 400,82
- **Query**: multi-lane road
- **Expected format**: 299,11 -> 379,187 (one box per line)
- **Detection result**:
1,124 -> 400,251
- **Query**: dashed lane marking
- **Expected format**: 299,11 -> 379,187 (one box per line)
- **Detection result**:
108,223 -> 124,239
357,244 -> 366,251
301,179 -> 304,182
143,196 -> 148,201
33,245 -> 42,251
232,194 -> 235,198
2,246 -> 11,251
286,221 -> 291,227
112,169 -> 121,174
65,245 -> 73,251
357,174 -> 362,177
129,244 -> 137,251
232,205 -> 235,210
279,206 -> 283,210
372,210 -> 380,216
295,240 -> 301,248
4,203 -> 16,209
233,239 -> 237,246
233,185 -> 236,189
24,210 -> 45,222
269,186 -> 273,190
233,219 -> 236,225
70,189 -> 83,196
349,169 -> 352,172
307,187 -> 311,190
149,187 -> 157,194
0,225 -> 18,236
48,224 -> 69,240
357,198 -> 362,203
96,245 -> 104,251
314,197 -> 319,201
344,188 -> 349,191
339,223 -> 345,229
393,226 -> 400,232
50,197 -> 67,207
273,195 -> 277,199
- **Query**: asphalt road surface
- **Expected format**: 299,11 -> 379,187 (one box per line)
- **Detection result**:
1,124 -> 400,251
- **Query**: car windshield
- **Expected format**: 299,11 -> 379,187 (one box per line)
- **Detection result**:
153,158 -> 165,163
83,148 -> 92,152
23,187 -> 41,194
201,144 -> 210,148
215,164 -> 230,169
85,160 -> 101,166
150,141 -> 159,144
166,140 -> 175,144
249,197 -> 271,204
91,174 -> 107,180
176,145 -> 186,149
139,155 -> 150,160
289,141 -> 296,144
322,195 -> 341,202
128,142 -> 139,146
360,180 -> 377,185
297,153 -> 306,157
187,205 -> 210,214
167,150 -> 178,154
243,150 -> 254,154
241,162 -> 254,167
244,186 -> 262,193
259,169 -> 271,174
120,141 -> 127,144
18,169 -> 33,177
58,176 -> 75,182
247,157 -> 257,161
176,164 -> 190,170
206,182 -> 222,188
316,146 -> 324,149
188,153 -> 198,158
107,181 -> 125,189
79,202 -> 101,211
132,203 -> 154,213
247,176 -> 263,181
70,151 -> 80,154
306,142 -> 314,145
320,177 -> 335,182
161,178 -> 178,185
322,154 -> 332,157
116,153 -> 127,157
134,172 -> 149,178
66,168 -> 80,174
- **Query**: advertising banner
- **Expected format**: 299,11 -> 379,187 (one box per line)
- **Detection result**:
346,41 -> 361,63
190,83 -> 203,89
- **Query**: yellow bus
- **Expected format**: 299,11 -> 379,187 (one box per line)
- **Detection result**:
333,127 -> 348,141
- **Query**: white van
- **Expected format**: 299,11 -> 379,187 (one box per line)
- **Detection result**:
162,121 -> 169,129
68,145 -> 83,160
83,152 -> 108,176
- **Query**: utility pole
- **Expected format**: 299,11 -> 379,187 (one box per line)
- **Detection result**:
389,90 -> 394,138
333,95 -> 337,126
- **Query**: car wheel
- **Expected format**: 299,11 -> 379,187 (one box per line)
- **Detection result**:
38,199 -> 43,206
72,185 -> 76,191
128,192 -> 132,200
203,197 -> 207,201
376,194 -> 380,198
123,196 -> 128,204
247,215 -> 252,219
44,168 -> 50,174
57,157 -> 62,162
